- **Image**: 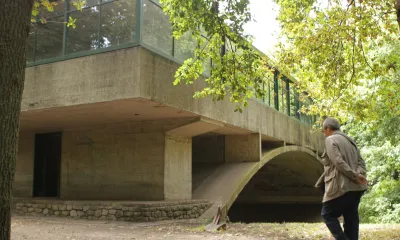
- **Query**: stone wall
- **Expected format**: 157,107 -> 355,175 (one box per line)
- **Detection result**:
14,199 -> 211,222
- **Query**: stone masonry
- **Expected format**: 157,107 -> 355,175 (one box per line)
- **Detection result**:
14,199 -> 211,222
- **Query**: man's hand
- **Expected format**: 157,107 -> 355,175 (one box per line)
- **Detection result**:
355,174 -> 368,185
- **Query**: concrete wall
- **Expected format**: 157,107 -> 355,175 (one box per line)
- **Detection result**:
192,133 -> 225,191
164,134 -> 192,200
138,48 -> 324,152
23,46 -> 324,153
192,133 -> 225,164
13,132 -> 35,197
61,122 -> 165,200
14,118 -> 197,200
225,134 -> 261,162
22,48 -> 141,111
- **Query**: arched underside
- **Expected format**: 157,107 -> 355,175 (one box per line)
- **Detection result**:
193,146 -> 323,220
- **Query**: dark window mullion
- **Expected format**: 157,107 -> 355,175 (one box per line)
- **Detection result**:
62,0 -> 69,55
274,70 -> 279,111
98,0 -> 102,49
286,79 -> 290,116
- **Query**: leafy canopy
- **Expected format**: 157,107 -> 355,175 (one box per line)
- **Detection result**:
273,0 -> 400,122
160,0 -> 272,112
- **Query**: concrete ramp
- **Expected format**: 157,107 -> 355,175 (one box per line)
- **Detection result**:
193,146 -> 320,220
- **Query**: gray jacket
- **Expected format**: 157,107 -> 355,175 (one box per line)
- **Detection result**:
316,131 -> 368,202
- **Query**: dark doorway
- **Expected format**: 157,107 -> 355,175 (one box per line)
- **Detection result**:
33,132 -> 62,197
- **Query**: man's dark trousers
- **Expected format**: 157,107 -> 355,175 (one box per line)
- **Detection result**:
321,191 -> 364,240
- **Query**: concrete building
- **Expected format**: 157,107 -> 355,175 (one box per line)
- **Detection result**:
13,0 -> 325,222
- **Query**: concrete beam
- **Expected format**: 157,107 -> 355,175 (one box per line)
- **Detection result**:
166,117 -> 223,137
164,118 -> 223,200
225,133 -> 261,162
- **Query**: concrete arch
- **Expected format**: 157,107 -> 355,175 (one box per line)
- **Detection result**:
193,146 -> 323,220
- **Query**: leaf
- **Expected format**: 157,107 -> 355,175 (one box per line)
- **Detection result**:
67,16 -> 77,29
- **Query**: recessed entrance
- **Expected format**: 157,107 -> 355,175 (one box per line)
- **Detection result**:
33,132 -> 62,197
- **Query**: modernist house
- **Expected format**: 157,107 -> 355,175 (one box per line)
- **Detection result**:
13,0 -> 324,221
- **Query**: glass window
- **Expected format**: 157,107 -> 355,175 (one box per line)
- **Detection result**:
225,37 -> 236,53
66,7 -> 100,53
260,73 -> 273,107
279,78 -> 287,114
289,83 -> 298,118
69,0 -> 100,11
35,16 -> 64,61
298,93 -> 311,124
143,0 -> 173,55
267,76 -> 274,107
174,31 -> 196,61
26,27 -> 35,63
202,57 -> 211,76
39,0 -> 66,19
100,0 -> 137,48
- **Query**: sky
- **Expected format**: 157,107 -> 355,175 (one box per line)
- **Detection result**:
244,0 -> 280,56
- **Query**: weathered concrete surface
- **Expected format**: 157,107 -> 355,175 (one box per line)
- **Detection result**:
22,48 -> 141,111
164,134 -> 192,200
16,118 -> 203,200
19,99 -> 198,132
13,132 -> 35,197
22,46 -> 324,153
193,146 -> 322,220
236,155 -> 323,204
225,134 -> 261,163
192,133 -> 225,191
61,122 -> 165,200
139,47 -> 324,152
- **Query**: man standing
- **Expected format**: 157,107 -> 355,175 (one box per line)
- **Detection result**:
320,117 -> 368,240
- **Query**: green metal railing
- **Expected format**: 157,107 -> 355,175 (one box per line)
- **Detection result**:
26,0 -> 315,126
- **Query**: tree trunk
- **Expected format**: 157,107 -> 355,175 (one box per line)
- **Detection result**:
0,0 -> 34,239
396,0 -> 400,30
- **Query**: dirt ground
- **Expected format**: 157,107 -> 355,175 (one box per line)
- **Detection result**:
11,215 -> 400,240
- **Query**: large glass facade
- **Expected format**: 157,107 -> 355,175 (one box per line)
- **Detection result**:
142,0 -> 172,55
28,0 -> 138,63
174,31 -> 196,62
26,0 -> 315,126
67,7 -> 100,53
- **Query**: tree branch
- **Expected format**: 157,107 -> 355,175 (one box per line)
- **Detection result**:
396,0 -> 400,30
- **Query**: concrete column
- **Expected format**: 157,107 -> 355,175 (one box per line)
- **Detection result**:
164,134 -> 192,200
225,133 -> 261,162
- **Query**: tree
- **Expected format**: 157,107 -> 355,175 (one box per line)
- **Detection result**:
0,1 -> 83,238
0,1 -> 34,238
343,115 -> 400,223
271,0 -> 400,122
270,0 -> 400,223
160,0 -> 272,112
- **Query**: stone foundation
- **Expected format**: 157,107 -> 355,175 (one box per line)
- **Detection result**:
13,199 -> 211,222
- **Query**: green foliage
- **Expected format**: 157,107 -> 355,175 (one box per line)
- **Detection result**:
273,0 -> 399,122
159,0 -> 272,111
32,0 -> 85,27
274,1 -> 400,223
359,179 -> 400,223
344,119 -> 400,223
